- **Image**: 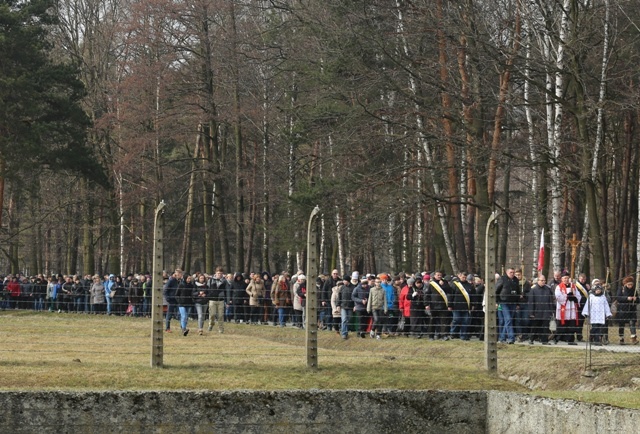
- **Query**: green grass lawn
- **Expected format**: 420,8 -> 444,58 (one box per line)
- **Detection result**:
0,311 -> 638,409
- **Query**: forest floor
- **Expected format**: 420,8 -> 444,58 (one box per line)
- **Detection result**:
0,310 -> 638,409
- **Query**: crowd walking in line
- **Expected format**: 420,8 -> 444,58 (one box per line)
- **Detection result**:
0,266 -> 636,346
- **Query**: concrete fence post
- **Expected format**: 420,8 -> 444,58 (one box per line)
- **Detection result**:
484,211 -> 499,373
151,200 -> 166,368
306,206 -> 320,369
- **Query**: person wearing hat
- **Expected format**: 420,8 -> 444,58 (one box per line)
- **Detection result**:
337,274 -> 356,339
396,275 -> 411,337
582,282 -> 612,345
127,275 -> 143,317
330,276 -> 346,335
616,276 -> 638,345
554,271 -> 582,345
407,274 -> 427,338
351,276 -> 371,338
293,274 -> 307,328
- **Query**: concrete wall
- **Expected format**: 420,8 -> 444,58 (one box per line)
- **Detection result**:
0,390 -> 638,433
487,391 -> 639,434
0,390 -> 486,434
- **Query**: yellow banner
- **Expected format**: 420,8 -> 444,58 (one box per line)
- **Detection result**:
429,281 -> 449,307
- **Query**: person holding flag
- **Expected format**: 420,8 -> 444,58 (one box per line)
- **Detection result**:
537,229 -> 545,272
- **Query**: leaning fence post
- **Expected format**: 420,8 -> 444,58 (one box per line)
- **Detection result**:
151,200 -> 166,368
306,206 -> 320,369
485,211 -> 499,373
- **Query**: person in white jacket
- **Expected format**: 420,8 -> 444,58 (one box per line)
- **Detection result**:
582,283 -> 612,346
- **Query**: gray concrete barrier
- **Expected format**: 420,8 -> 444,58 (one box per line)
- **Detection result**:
486,391 -> 639,434
0,390 -> 637,433
0,390 -> 485,434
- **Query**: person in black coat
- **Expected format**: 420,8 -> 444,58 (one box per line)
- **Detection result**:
616,276 -> 638,345
495,268 -> 521,344
176,274 -> 195,336
528,275 -> 556,344
351,278 -> 371,338
163,269 -> 183,332
336,275 -> 355,339
230,272 -> 248,323
449,273 -> 474,341
407,276 -> 428,338
426,271 -> 452,340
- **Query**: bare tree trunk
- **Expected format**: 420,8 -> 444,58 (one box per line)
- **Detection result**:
81,178 -> 94,275
396,0 -> 458,273
0,156 -> 5,232
139,199 -> 146,273
244,142 -> 259,272
210,122 -> 230,271
181,129 -> 202,271
437,0 -> 466,271
261,70 -> 270,272
7,187 -> 19,274
548,0 -> 571,272
581,0 -> 610,279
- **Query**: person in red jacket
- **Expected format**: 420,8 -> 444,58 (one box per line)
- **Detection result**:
6,276 -> 21,309
396,274 -> 411,337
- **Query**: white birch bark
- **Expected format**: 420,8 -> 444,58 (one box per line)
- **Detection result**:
286,80 -> 296,272
524,16 -> 540,275
416,147 -> 424,269
328,135 -> 345,274
381,113 -> 396,271
317,140 -> 325,272
396,0 -> 457,273
549,0 -> 571,272
401,142 -> 408,267
636,179 -> 640,287
319,215 -> 326,273
117,171 -> 124,276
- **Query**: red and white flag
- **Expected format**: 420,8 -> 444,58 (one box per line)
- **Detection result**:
537,229 -> 545,271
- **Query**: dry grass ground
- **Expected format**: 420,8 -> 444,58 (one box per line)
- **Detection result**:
0,311 -> 638,409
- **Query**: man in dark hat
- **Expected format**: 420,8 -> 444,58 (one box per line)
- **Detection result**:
616,276 -> 638,345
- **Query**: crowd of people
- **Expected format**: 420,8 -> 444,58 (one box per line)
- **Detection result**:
496,269 -> 636,346
0,266 -> 637,345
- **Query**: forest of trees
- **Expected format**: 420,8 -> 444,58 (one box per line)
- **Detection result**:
2,0 -> 640,283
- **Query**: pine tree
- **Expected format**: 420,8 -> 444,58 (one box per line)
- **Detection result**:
0,0 -> 106,228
